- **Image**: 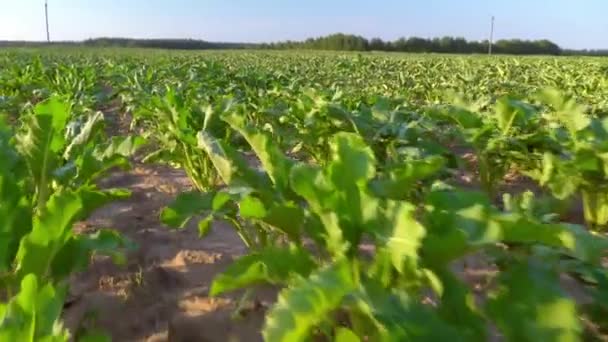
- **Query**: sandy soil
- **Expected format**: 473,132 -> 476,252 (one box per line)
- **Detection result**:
64,164 -> 273,341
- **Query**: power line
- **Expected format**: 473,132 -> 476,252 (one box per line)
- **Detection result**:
45,0 -> 50,42
488,15 -> 495,55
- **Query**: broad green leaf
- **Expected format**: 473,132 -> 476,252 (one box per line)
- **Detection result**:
224,111 -> 294,195
382,201 -> 426,275
537,88 -> 590,136
15,98 -> 71,207
78,187 -> 131,220
433,106 -> 483,130
77,331 -> 111,342
536,153 -> 580,199
370,156 -> 445,200
210,246 -> 316,296
74,150 -> 131,185
495,98 -> 535,136
50,229 -> 133,278
239,195 -> 267,219
261,202 -> 305,242
0,274 -> 69,341
354,280 -> 466,341
423,189 -> 499,265
197,130 -> 267,188
290,163 -> 333,215
14,191 -> 83,281
63,111 -> 104,160
582,189 -> 608,227
160,191 -> 215,228
197,131 -> 237,184
0,274 -> 37,340
0,172 -> 32,272
433,269 -> 487,341
97,135 -> 146,159
498,215 -> 608,263
328,132 -> 376,187
335,328 -> 360,342
487,262 -> 581,341
198,216 -> 213,238
263,260 -> 355,342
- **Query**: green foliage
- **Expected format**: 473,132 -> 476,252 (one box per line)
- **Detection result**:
183,126 -> 607,340
263,260 -> 356,342
486,262 -> 581,341
210,246 -> 316,296
267,33 -> 562,55
0,275 -> 69,341
3,49 -> 608,341
1,97 -> 139,339
527,90 -> 608,229
136,89 -> 231,191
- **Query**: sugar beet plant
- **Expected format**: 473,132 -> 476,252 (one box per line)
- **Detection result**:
0,98 -> 141,340
162,107 -> 608,341
529,89 -> 608,229
3,50 -> 608,341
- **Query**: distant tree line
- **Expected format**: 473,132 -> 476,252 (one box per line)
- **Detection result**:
0,38 -> 252,50
261,33 -> 563,55
562,49 -> 608,56
1,33 -> 605,56
82,38 -> 254,50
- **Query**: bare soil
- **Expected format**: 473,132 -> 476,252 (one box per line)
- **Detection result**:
64,164 -> 274,341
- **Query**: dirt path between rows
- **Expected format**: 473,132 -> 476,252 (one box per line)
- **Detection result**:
64,164 -> 273,341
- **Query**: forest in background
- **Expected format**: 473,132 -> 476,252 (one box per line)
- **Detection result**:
1,33 -> 606,56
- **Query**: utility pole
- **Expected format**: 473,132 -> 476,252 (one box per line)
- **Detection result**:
45,0 -> 50,42
488,15 -> 494,55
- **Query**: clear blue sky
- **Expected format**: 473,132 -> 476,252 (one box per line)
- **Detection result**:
1,0 -> 606,49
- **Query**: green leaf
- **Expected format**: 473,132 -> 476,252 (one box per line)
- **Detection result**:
239,195 -> 267,219
370,156 -> 445,200
536,153 -> 580,199
495,98 -> 536,136
434,106 -> 483,130
98,135 -> 146,159
210,246 -> 316,297
160,191 -> 215,228
0,171 -> 32,272
500,216 -> 608,263
261,202 -> 305,242
77,331 -> 111,342
0,274 -> 69,341
50,229 -> 133,278
15,191 -> 83,281
290,163 -> 334,215
433,269 -> 487,341
382,201 -> 426,275
335,328 -> 360,342
224,111 -> 294,195
263,260 -> 355,342
353,280 -> 466,341
486,262 -> 581,341
422,189 -> 498,265
537,88 -> 590,135
12,186 -> 121,282
78,187 -> 131,220
63,111 -> 104,160
197,130 -> 237,184
328,132 -> 376,187
15,98 -> 71,207
197,130 -> 267,188
197,216 -> 213,238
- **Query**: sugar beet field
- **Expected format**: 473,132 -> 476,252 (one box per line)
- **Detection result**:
1,49 -> 608,341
